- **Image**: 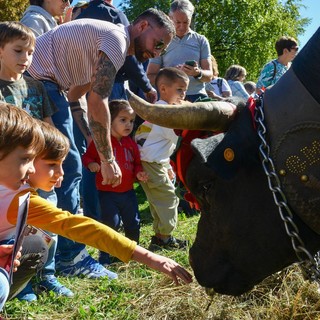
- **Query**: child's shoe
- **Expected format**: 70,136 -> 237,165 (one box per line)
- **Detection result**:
37,275 -> 74,297
16,282 -> 37,302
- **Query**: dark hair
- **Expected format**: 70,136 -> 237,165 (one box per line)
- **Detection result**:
37,121 -> 70,161
0,21 -> 35,48
275,36 -> 298,56
29,0 -> 44,5
133,8 -> 175,37
155,67 -> 189,89
109,100 -> 134,122
0,102 -> 45,160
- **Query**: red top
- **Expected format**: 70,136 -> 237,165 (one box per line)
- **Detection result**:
82,136 -> 143,192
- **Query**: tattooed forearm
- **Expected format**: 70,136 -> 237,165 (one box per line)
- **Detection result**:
92,52 -> 116,99
89,115 -> 112,159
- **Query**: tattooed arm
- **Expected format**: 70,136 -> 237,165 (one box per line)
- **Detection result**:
87,51 -> 122,187
68,85 -> 92,146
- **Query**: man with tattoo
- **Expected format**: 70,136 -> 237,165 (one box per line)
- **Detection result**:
26,8 -> 175,278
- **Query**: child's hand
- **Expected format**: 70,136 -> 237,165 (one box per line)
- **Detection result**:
167,168 -> 175,181
137,171 -> 148,182
150,253 -> 193,285
88,162 -> 100,173
0,244 -> 21,273
131,245 -> 193,285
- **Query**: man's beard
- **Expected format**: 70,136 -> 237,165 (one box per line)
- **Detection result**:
134,36 -> 150,63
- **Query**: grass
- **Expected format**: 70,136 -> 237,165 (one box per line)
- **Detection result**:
3,184 -> 320,319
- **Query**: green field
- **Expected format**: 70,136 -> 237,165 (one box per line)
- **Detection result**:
3,185 -> 320,319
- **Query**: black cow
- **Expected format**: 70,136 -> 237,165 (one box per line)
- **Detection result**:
127,27 -> 320,296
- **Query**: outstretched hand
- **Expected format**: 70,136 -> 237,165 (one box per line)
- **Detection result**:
131,245 -> 193,285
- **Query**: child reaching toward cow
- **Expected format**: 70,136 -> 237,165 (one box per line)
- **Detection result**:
0,117 -> 192,303
82,100 -> 148,266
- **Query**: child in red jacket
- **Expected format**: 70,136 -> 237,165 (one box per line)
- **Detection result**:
82,100 -> 148,265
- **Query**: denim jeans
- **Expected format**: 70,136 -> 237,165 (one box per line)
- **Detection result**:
42,80 -> 84,261
98,189 -> 140,264
73,121 -> 101,221
0,268 -> 9,311
98,189 -> 140,241
36,190 -> 58,277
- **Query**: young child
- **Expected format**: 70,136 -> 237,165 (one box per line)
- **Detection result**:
135,67 -> 189,251
0,102 -> 45,312
0,121 -> 192,303
0,21 -> 72,301
0,21 -> 56,124
82,100 -> 148,265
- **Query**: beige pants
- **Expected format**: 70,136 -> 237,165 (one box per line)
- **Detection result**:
141,161 -> 179,235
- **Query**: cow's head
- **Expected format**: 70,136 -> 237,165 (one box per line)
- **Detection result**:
127,27 -> 320,295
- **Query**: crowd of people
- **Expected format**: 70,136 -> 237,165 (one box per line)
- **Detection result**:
0,0 -> 299,314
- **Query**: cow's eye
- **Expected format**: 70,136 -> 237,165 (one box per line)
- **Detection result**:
203,183 -> 212,192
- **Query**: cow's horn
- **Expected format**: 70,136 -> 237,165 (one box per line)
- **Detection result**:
126,90 -> 237,131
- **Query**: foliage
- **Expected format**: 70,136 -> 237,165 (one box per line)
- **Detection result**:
120,0 -> 309,81
0,0 -> 29,22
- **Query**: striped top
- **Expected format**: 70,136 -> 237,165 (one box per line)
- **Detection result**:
28,18 -> 130,90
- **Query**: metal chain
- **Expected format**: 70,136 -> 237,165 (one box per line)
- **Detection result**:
254,95 -> 320,284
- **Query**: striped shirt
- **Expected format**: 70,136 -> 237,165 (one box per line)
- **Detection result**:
28,18 -> 130,90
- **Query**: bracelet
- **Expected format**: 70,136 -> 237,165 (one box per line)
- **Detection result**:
194,69 -> 203,80
101,156 -> 115,164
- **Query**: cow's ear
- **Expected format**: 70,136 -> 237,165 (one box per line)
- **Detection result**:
192,107 -> 260,180
191,134 -> 224,163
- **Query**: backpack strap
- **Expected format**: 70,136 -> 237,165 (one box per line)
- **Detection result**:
271,60 -> 277,81
217,78 -> 223,95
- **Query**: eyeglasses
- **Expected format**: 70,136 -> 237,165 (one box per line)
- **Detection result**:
149,23 -> 167,56
290,46 -> 299,52
62,0 -> 72,4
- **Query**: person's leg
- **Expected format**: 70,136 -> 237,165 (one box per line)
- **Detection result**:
118,190 -> 140,243
97,191 -> 120,274
42,80 -> 84,261
42,81 -> 107,279
11,234 -> 49,301
0,268 -> 9,311
73,121 -> 101,220
35,190 -> 73,297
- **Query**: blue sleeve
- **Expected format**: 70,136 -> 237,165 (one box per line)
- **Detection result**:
116,56 -> 152,93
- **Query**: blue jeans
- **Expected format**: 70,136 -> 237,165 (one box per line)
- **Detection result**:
0,268 -> 9,311
42,80 -> 84,261
98,189 -> 140,264
98,189 -> 140,241
73,121 -> 101,221
37,190 -> 58,277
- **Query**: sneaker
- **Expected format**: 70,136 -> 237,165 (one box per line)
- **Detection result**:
148,236 -> 188,252
57,249 -> 118,280
16,282 -> 37,302
37,275 -> 74,297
